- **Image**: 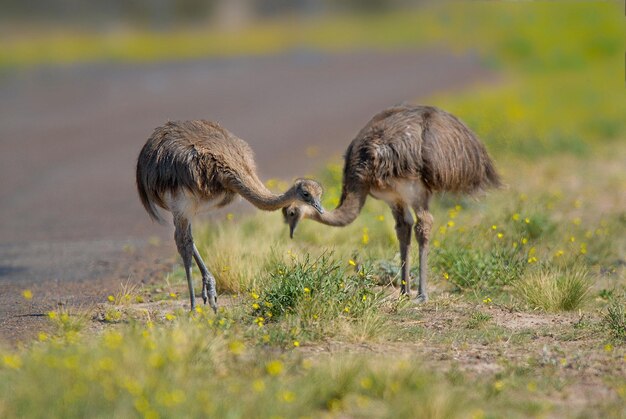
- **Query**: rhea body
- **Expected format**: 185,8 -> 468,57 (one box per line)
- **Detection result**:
137,120 -> 324,311
283,105 -> 501,301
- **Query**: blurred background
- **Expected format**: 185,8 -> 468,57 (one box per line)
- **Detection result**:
0,0 -> 623,335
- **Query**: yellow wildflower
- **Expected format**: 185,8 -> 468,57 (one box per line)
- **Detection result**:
266,360 -> 284,376
107,295 -> 115,302
604,344 -> 613,353
22,289 -> 33,300
491,225 -> 497,230
512,213 -> 520,221
228,340 -> 245,355
293,341 -> 300,347
348,259 -> 356,266
226,213 -> 234,220
447,220 -> 455,227
253,379 -> 265,392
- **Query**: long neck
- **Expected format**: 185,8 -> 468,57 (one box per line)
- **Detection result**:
310,186 -> 367,226
231,175 -> 296,211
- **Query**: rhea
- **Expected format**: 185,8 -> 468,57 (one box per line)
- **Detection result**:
137,120 -> 324,312
283,105 -> 501,302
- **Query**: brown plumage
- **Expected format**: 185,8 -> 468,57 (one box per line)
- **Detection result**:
283,105 -> 502,301
137,120 -> 324,311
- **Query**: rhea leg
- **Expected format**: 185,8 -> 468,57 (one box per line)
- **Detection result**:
192,242 -> 218,313
391,204 -> 414,296
413,208 -> 433,302
174,214 -> 196,310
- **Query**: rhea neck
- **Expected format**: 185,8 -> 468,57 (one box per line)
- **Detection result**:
234,175 -> 301,211
307,187 -> 367,226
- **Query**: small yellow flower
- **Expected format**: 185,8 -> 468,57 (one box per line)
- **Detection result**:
559,358 -> 567,366
169,292 -> 177,299
493,380 -> 504,392
580,243 -> 587,255
165,313 -> 176,321
491,225 -> 497,230
555,249 -> 564,257
226,213 -> 234,220
22,289 -> 33,300
266,360 -> 283,376
447,220 -> 455,227
252,303 -> 260,310
443,272 -> 449,280
527,257 -> 538,263
524,217 -> 530,224
38,332 -> 48,341
280,390 -> 295,403
433,239 -> 441,248
3,354 -> 22,369
304,288 -> 310,293
604,344 -> 613,353
362,295 -> 367,301
527,382 -> 537,392
360,377 -> 373,389
293,341 -> 300,347
512,213 -> 520,221
251,292 -> 259,300
107,295 -> 115,302
228,340 -> 245,355
195,306 -> 204,314
570,236 -> 576,243
497,233 -> 503,239
253,379 -> 265,392
344,306 -> 350,313
348,259 -> 356,266
521,238 -> 528,245
483,297 -> 492,304
47,311 -> 57,319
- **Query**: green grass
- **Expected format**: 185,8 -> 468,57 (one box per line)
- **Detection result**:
514,265 -> 592,312
2,2 -> 626,417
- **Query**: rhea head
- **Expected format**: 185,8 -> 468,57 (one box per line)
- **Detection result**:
282,203 -> 316,239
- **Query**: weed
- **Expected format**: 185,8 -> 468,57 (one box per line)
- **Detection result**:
466,311 -> 493,329
514,265 -> 592,312
604,299 -> 626,341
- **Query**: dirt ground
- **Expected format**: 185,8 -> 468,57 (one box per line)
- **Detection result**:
0,50 -> 492,344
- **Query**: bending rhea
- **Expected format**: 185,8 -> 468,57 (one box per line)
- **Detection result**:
137,120 -> 324,311
283,105 -> 501,301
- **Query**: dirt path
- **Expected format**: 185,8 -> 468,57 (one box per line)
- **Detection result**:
0,49 -> 493,344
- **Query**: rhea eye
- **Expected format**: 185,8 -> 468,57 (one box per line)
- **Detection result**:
302,191 -> 310,197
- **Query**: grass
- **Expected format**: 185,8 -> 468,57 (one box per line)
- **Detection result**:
2,2 -> 626,417
514,265 -> 592,312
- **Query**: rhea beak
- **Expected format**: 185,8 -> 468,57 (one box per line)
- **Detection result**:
312,199 -> 325,215
289,222 -> 297,239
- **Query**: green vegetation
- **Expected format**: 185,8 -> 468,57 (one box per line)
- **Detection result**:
2,2 -> 625,417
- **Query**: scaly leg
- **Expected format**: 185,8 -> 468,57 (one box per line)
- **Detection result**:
193,242 -> 218,313
391,204 -> 414,296
174,214 -> 196,311
414,208 -> 433,302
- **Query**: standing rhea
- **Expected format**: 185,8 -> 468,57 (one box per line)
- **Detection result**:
283,105 -> 501,302
137,120 -> 324,312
